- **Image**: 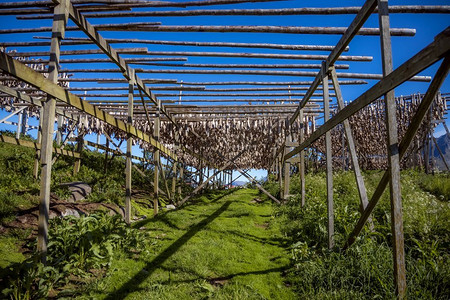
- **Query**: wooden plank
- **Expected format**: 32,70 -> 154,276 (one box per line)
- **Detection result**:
125,70 -> 134,224
284,27 -> 450,161
2,37 -> 348,52
153,99 -> 161,216
37,0 -> 68,263
323,67 -> 334,250
0,134 -> 80,158
0,51 -> 177,160
299,109 -> 306,207
378,1 -> 406,296
37,5 -> 450,18
330,67 -> 374,231
283,123 -> 291,200
73,133 -> 84,174
432,135 -> 449,170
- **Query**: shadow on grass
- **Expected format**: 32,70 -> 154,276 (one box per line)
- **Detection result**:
105,200 -> 233,300
224,229 -> 287,247
132,188 -> 237,230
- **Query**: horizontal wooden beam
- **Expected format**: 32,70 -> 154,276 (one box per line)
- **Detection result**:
51,5 -> 449,19
12,37 -> 349,52
9,48 -> 148,57
0,134 -> 80,158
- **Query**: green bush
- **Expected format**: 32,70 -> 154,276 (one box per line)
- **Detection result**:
1,212 -> 149,299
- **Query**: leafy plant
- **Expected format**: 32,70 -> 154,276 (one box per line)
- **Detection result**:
2,212 -> 149,299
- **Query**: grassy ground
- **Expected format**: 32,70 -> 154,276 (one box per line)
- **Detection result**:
77,189 -> 295,299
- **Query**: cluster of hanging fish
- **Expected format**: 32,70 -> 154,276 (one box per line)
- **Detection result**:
312,93 -> 446,170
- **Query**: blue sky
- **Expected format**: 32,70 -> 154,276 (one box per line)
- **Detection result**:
0,0 -> 449,181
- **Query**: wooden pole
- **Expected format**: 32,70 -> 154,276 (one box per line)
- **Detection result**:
378,0 -> 406,297
37,0 -> 68,263
73,132 -> 84,175
33,107 -> 44,179
432,136 -> 449,170
323,65 -> 334,250
283,120 -> 291,200
178,163 -> 184,196
299,109 -> 306,207
16,107 -> 23,139
125,69 -> 135,224
3,37 -> 349,52
330,67 -> 374,230
55,115 -> 64,145
58,6 -> 450,19
153,99 -> 161,216
0,24 -> 415,36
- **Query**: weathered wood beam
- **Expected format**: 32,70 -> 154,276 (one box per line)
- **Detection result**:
37,0 -> 68,264
0,0 -> 284,9
298,109 -> 306,207
330,67 -> 373,230
25,5 -> 447,19
0,24 -> 415,36
7,37 -> 348,52
153,99 -> 161,215
134,62 -> 350,69
9,48 -> 148,57
0,134 -> 80,158
378,1 -> 406,296
322,65 -> 334,250
179,80 -> 367,86
432,135 -> 449,170
125,69 -> 134,224
51,68 -> 430,81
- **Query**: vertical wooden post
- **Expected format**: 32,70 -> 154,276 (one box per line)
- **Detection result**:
171,160 -> 177,200
73,133 -> 84,175
378,0 -> 406,297
16,106 -> 23,139
33,107 -> 44,179
153,99 -> 161,216
20,107 -> 28,137
330,67 -> 374,230
56,115 -> 64,145
278,153 -> 283,197
178,163 -> 183,196
323,63 -> 334,250
299,109 -> 306,207
104,138 -> 109,173
37,0 -> 68,263
125,69 -> 135,224
283,121 -> 291,200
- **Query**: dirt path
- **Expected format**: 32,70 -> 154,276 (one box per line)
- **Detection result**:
85,189 -> 296,299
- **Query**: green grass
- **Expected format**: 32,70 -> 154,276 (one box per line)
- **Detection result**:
77,189 -> 296,299
272,170 -> 450,299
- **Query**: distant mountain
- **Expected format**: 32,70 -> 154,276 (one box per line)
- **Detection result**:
433,133 -> 450,170
233,181 -> 247,187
